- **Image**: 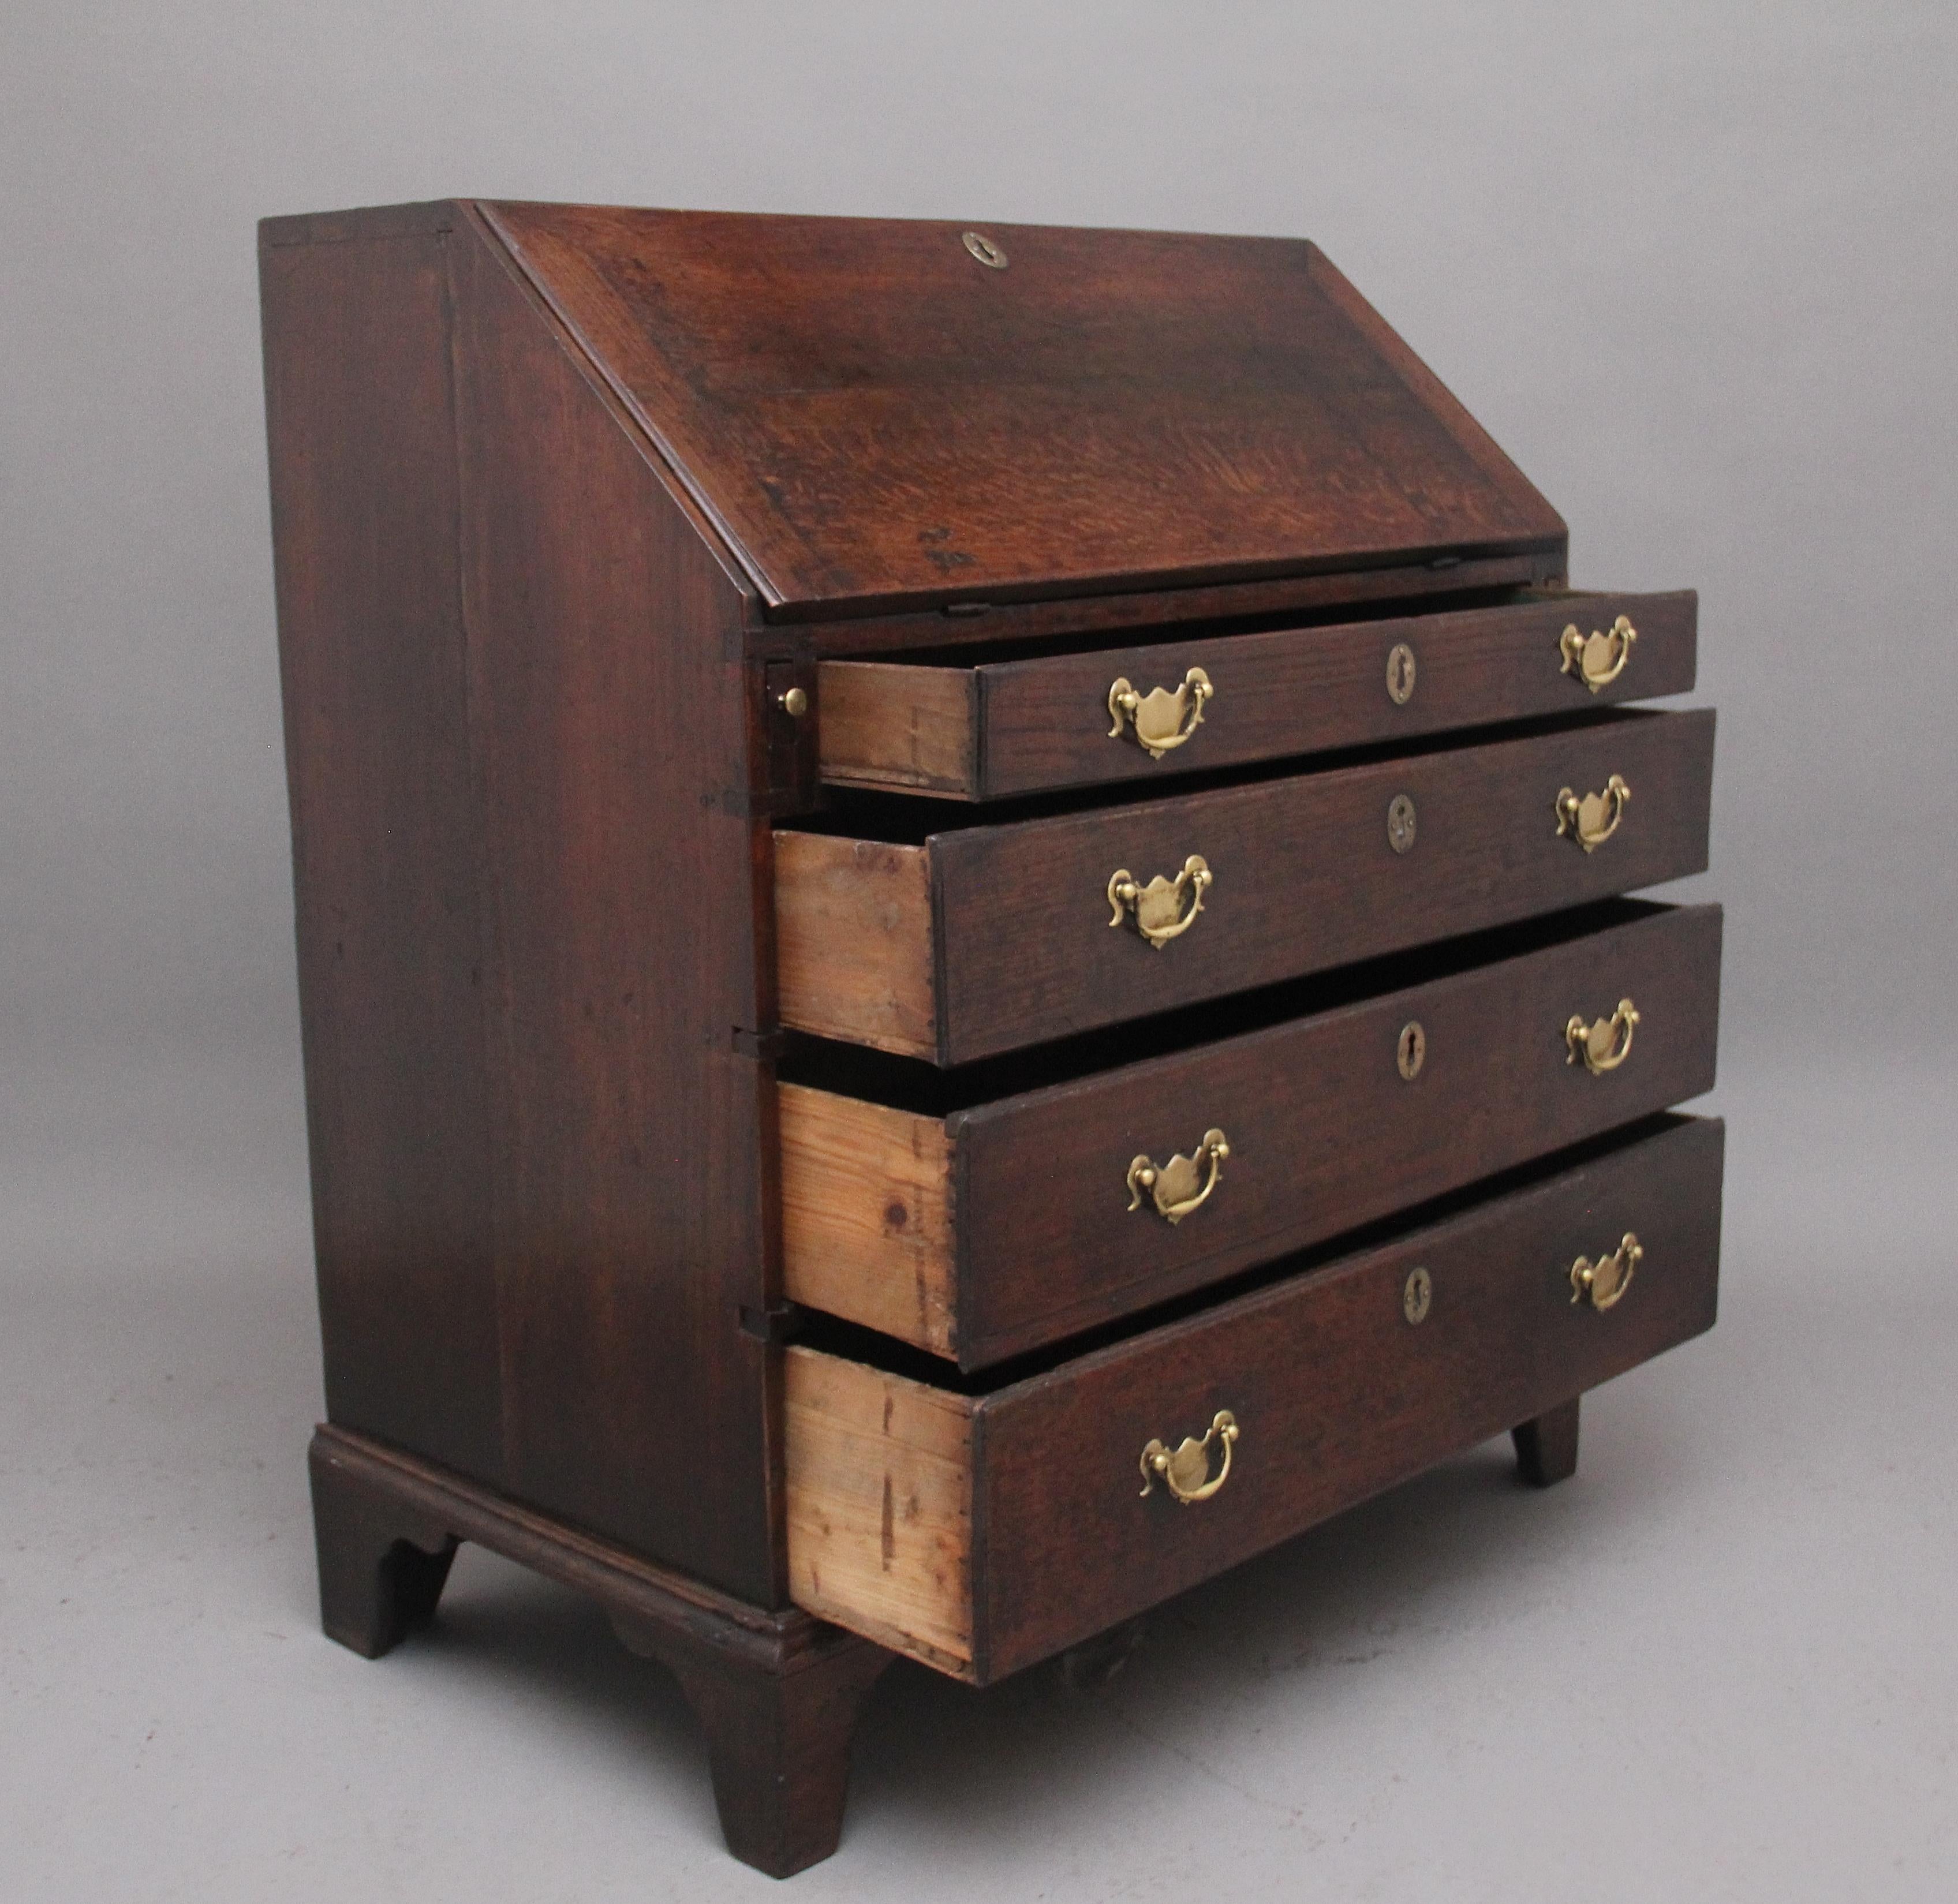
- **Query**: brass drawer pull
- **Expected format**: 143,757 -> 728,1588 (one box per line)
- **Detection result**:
1555,773 -> 1630,852
1139,1409 -> 1239,1502
1560,614 -> 1638,691
1107,667 -> 1213,758
1126,1128 -> 1230,1224
1565,997 -> 1639,1074
1570,1232 -> 1642,1310
1108,855 -> 1212,946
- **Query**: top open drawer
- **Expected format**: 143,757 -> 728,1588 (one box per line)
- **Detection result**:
817,589 -> 1694,800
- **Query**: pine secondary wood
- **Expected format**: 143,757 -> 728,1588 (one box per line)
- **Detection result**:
773,832 -> 936,1058
817,589 -> 1697,801
784,1116 -> 1724,1683
782,1348 -> 976,1677
779,1084 -> 956,1356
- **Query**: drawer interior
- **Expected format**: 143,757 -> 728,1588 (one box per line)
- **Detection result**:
783,1114 -> 1724,1684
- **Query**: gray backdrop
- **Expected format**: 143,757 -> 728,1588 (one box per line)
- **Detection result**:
5,5 -> 1953,1899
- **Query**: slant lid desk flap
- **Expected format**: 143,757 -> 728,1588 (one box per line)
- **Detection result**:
481,202 -> 1566,620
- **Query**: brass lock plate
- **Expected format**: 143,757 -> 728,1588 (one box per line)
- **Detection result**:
1403,1266 -> 1432,1325
1386,642 -> 1417,705
1387,793 -> 1418,854
1396,1020 -> 1426,1080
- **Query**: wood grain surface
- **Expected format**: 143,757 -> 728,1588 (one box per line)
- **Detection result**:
819,590 -> 1696,800
782,902 -> 1720,1366
482,203 -> 1565,618
778,708 -> 1716,1064
784,1115 -> 1724,1682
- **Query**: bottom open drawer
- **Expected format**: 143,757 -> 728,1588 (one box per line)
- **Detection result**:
784,1114 -> 1723,1684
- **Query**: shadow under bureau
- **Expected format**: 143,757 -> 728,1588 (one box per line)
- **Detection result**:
260,201 -> 1722,1877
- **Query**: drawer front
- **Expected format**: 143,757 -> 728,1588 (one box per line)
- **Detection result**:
777,706 -> 1716,1065
784,1114 -> 1724,1684
782,901 -> 1721,1367
819,590 -> 1695,800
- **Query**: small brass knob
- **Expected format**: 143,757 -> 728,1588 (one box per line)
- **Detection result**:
778,685 -> 809,717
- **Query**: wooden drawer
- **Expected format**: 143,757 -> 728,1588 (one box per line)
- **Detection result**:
777,707 -> 1714,1065
784,1113 -> 1724,1684
818,589 -> 1694,800
781,899 -> 1720,1367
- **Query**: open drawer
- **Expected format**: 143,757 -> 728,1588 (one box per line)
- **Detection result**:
781,899 -> 1720,1368
816,589 -> 1694,800
777,707 -> 1715,1065
784,1113 -> 1724,1684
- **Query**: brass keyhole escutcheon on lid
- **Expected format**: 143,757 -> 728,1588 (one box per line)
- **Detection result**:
1396,1020 -> 1426,1080
1386,642 -> 1417,705
1403,1266 -> 1432,1325
1387,793 -> 1418,854
962,230 -> 1008,269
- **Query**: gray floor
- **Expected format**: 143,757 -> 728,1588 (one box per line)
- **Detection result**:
4,1045 -> 1953,1902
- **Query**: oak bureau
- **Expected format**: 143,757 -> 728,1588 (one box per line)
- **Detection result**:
259,202 -> 1722,1876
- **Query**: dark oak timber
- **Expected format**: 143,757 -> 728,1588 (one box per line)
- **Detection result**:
779,708 -> 1716,1065
264,200 -> 1720,1873
1514,1397 -> 1582,1487
482,204 -> 1565,619
819,589 -> 1697,800
309,1426 -> 891,1877
787,1116 -> 1724,1682
784,901 -> 1721,1367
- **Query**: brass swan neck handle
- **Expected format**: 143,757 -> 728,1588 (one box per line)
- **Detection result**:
1560,614 -> 1638,692
1126,1128 -> 1230,1224
1139,1410 -> 1239,1502
1566,997 -> 1639,1074
1108,667 -> 1214,758
1108,855 -> 1212,947
1570,1232 -> 1642,1311
1555,774 -> 1630,852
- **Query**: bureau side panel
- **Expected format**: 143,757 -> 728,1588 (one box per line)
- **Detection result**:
448,216 -> 776,1599
259,211 -> 505,1479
